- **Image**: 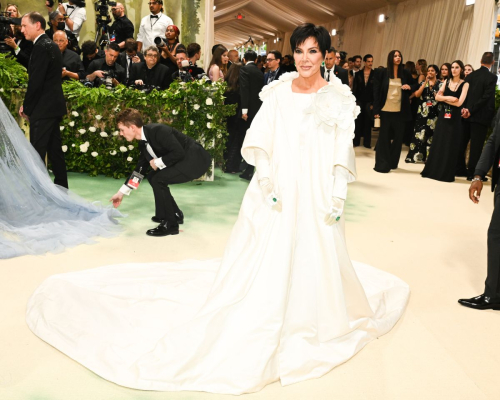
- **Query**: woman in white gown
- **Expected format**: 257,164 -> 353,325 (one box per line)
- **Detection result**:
26,24 -> 410,395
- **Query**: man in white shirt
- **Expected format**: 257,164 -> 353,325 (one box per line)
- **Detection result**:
46,1 -> 87,41
136,0 -> 174,53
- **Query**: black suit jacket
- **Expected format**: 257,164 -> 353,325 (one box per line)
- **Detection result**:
23,34 -> 66,121
239,62 -> 264,120
373,67 -> 418,121
352,69 -> 375,104
475,109 -> 500,191
61,49 -> 85,80
133,124 -> 211,180
263,67 -> 285,85
128,62 -> 172,90
320,65 -> 349,86
117,51 -> 145,75
464,66 -> 497,127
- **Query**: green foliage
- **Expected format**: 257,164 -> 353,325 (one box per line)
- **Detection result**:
0,54 -> 236,179
181,0 -> 201,45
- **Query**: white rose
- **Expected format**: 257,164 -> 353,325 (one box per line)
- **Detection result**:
207,114 -> 213,119
190,120 -> 194,125
95,115 -> 102,120
69,121 -> 75,127
172,109 -> 178,115
109,150 -> 117,155
88,127 -> 97,132
120,146 -> 128,152
79,144 -> 88,153
112,131 -> 119,136
84,141 -> 89,146
206,98 -> 213,105
217,133 -> 222,139
78,129 -> 86,134
0,88 -> 4,92
207,122 -> 212,129
193,104 -> 200,110
60,126 -> 64,131
91,152 -> 98,157
127,157 -> 133,162
71,143 -> 76,147
128,145 -> 134,150
100,131 -> 108,137
71,111 -> 79,117
61,145 -> 68,152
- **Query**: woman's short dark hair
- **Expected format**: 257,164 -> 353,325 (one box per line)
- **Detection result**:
387,50 -> 404,79
116,108 -> 144,128
427,64 -> 439,75
404,61 -> 416,76
451,60 -> 466,80
290,23 -> 330,58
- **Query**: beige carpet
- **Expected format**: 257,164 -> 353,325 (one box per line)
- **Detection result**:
2,146 -> 499,400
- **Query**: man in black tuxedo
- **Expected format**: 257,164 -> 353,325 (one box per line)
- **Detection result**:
186,43 -> 206,79
264,50 -> 285,85
352,54 -> 375,148
459,109 -> 500,310
457,52 -> 498,180
117,39 -> 144,83
53,30 -> 85,81
239,50 -> 264,180
110,109 -> 211,237
320,47 -> 349,86
128,46 -> 171,90
19,12 -> 68,189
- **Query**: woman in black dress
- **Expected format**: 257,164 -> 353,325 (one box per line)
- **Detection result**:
159,25 -> 181,73
421,61 -> 469,182
405,65 -> 440,163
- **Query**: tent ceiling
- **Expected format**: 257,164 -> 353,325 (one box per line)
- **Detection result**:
214,0 -> 406,48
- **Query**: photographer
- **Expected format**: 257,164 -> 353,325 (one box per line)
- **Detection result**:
109,3 -> 134,51
3,4 -> 33,69
136,0 -> 173,52
86,42 -> 125,87
81,40 -> 104,72
45,10 -> 80,54
171,48 -> 193,83
129,46 -> 171,91
186,42 -> 205,79
46,1 -> 87,41
53,30 -> 85,81
117,39 -> 144,82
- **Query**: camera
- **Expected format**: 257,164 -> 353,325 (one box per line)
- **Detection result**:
133,83 -> 160,94
0,11 -> 21,54
94,0 -> 115,26
101,70 -> 115,90
80,78 -> 95,88
154,36 -> 167,48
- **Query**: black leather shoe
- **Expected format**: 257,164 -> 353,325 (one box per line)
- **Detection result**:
239,173 -> 252,181
152,210 -> 184,224
458,294 -> 500,310
146,221 -> 179,237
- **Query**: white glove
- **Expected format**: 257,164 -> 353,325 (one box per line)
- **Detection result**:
259,177 -> 282,212
325,197 -> 345,225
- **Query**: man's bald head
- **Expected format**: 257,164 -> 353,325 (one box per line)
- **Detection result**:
228,49 -> 239,63
53,30 -> 68,53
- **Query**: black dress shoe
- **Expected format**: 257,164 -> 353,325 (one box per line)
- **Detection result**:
239,173 -> 252,181
152,210 -> 184,224
373,168 -> 390,173
146,221 -> 179,237
458,294 -> 500,310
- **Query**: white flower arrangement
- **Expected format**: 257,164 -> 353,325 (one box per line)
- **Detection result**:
100,131 -> 108,137
61,145 -> 68,152
109,150 -> 117,155
119,146 -> 128,152
78,129 -> 86,134
79,142 -> 89,153
127,156 -> 133,162
206,98 -> 213,105
88,127 -> 97,133
172,109 -> 178,115
71,111 -> 79,117
95,115 -> 102,120
190,120 -> 194,125
112,131 -> 119,136
128,145 -> 134,150
69,121 -> 75,127
193,104 -> 200,110
207,122 -> 212,129
207,114 -> 213,119
72,144 -> 76,147
91,152 -> 98,157
60,126 -> 64,131
0,88 -> 4,92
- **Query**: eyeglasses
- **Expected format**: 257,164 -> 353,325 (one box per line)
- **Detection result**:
335,56 -> 341,59
267,58 -> 276,61
147,2 -> 159,4
145,54 -> 158,57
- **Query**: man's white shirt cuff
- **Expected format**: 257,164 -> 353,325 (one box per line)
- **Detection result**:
154,158 -> 166,170
119,185 -> 132,195
242,109 -> 248,115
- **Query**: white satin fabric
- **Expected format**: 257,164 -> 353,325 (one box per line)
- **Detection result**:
26,73 -> 410,395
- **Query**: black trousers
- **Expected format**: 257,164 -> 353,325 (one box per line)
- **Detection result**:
148,167 -> 191,224
30,117 -> 68,188
374,111 -> 406,172
224,117 -> 245,173
457,121 -> 488,177
353,102 -> 373,148
486,180 -> 500,299
240,117 -> 254,178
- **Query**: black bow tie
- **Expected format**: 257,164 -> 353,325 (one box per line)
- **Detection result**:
150,15 -> 159,19
67,5 -> 74,8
